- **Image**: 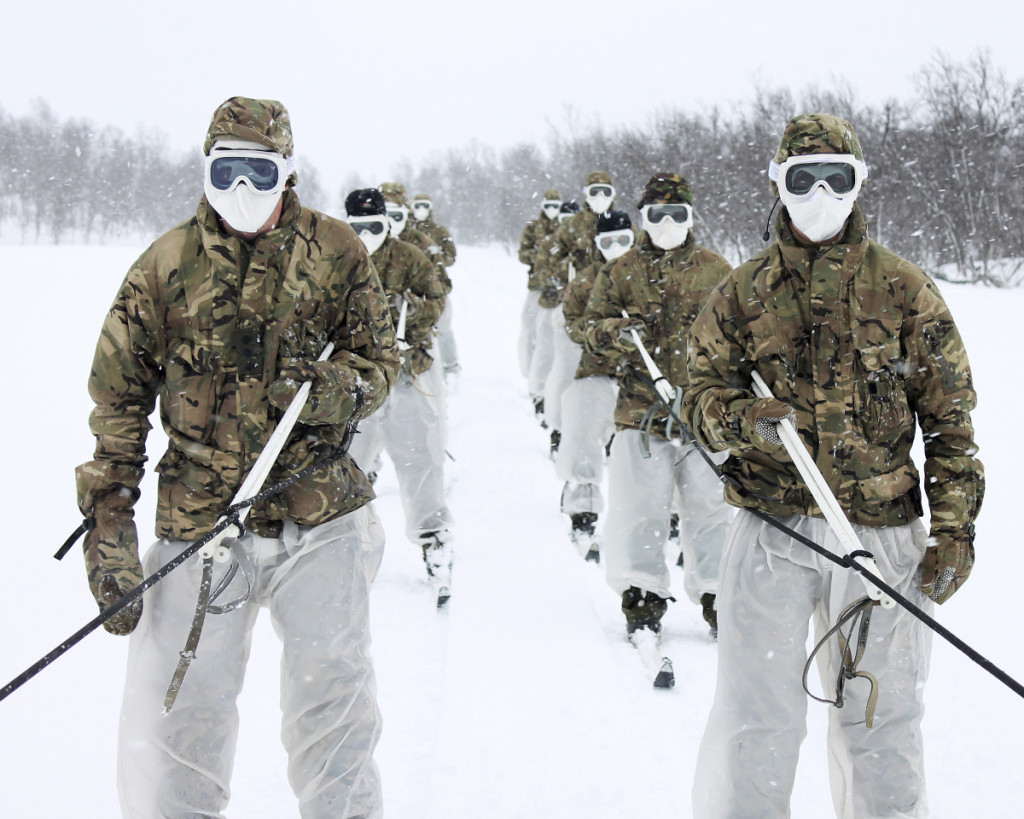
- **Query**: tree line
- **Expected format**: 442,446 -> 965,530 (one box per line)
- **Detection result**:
2,52 -> 1022,284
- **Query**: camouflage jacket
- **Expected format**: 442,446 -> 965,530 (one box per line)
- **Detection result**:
518,212 -> 561,291
402,223 -> 452,294
547,208 -> 601,307
561,259 -> 623,379
586,233 -> 731,438
76,191 -> 400,541
414,217 -> 457,268
372,235 -> 447,375
683,205 -> 984,535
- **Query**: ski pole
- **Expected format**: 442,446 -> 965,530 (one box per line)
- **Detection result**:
750,369 -> 894,608
395,298 -> 410,351
620,310 -> 675,405
1,343 -> 338,704
200,342 -> 334,563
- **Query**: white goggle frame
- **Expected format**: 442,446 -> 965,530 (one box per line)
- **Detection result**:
768,153 -> 868,203
583,184 -> 615,199
204,149 -> 293,195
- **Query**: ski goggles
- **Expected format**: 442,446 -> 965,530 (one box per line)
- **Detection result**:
645,203 -> 692,224
769,153 -> 867,200
386,207 -> 407,223
412,202 -> 431,211
205,150 -> 291,194
348,217 -> 388,236
584,185 -> 614,198
542,199 -> 562,210
595,230 -> 634,252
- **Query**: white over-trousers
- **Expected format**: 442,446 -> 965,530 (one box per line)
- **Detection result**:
603,430 -> 733,603
527,304 -> 556,401
542,310 -> 580,433
118,506 -> 386,819
692,510 -> 932,819
436,299 -> 458,370
349,363 -> 452,544
518,289 -> 541,379
556,375 -> 617,515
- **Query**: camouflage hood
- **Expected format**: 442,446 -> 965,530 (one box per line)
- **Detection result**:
380,181 -> 410,207
769,113 -> 864,196
638,173 -> 694,207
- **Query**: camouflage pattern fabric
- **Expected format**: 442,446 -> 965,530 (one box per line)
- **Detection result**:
561,259 -> 624,379
76,189 -> 400,542
769,112 -> 865,196
585,232 -> 731,438
638,173 -> 694,207
402,222 -> 452,293
415,217 -> 457,269
380,181 -> 411,208
547,208 -> 600,307
683,203 -> 984,534
202,96 -> 294,157
585,171 -> 613,187
518,210 -> 561,291
371,235 -> 447,375
543,188 -> 562,200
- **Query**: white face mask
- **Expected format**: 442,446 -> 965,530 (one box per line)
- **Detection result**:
585,193 -> 613,215
204,139 -> 288,234
386,206 -> 409,236
595,229 -> 634,262
642,205 -> 693,250
781,189 -> 856,243
412,203 -> 431,222
542,201 -> 561,220
349,217 -> 389,255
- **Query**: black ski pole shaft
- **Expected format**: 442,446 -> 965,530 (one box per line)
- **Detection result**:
629,364 -> 1024,702
749,508 -> 1024,700
0,517 -> 232,704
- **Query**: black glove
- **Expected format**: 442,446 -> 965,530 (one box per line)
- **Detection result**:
613,319 -> 647,353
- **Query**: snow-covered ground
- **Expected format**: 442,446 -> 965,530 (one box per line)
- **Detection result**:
0,242 -> 1021,817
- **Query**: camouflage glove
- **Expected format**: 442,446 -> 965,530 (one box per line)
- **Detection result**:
745,398 -> 796,450
83,488 -> 144,636
921,526 -> 975,604
613,320 -> 647,353
268,360 -> 357,426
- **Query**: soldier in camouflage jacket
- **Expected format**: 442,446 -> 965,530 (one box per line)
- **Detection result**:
412,192 -> 461,376
687,113 -> 984,818
76,98 -> 397,818
585,174 -> 734,639
344,189 -> 455,605
551,210 -> 633,561
517,189 -> 563,381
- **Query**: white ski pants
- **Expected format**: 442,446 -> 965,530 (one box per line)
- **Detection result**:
436,298 -> 458,370
692,510 -> 932,819
542,310 -> 581,433
556,375 -> 617,516
349,365 -> 452,545
118,506 -> 386,819
604,430 -> 733,603
527,304 -> 556,401
518,289 -> 541,379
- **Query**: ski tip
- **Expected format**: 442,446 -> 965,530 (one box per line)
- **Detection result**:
436,587 -> 451,608
584,547 -> 600,563
653,659 -> 675,689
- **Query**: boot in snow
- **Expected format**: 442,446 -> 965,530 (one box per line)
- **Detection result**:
700,592 -> 718,639
421,532 -> 453,608
570,512 -> 600,563
670,512 -> 683,567
550,428 -> 561,458
622,586 -> 670,634
532,396 -> 548,429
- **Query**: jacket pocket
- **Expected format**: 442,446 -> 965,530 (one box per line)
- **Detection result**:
162,341 -> 216,441
855,343 -> 913,436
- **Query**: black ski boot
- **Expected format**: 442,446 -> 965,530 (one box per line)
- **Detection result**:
550,428 -> 561,457
700,592 -> 718,639
532,396 -> 547,428
670,513 -> 683,567
570,512 -> 599,562
623,587 -> 674,688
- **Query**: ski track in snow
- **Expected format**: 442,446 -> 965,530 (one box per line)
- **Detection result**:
0,243 -> 1021,817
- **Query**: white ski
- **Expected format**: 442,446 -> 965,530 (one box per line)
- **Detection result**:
629,628 -> 675,689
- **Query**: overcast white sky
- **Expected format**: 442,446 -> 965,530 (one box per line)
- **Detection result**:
5,1 -> 1023,201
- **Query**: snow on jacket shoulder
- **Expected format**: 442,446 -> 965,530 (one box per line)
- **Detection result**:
76,191 -> 400,540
